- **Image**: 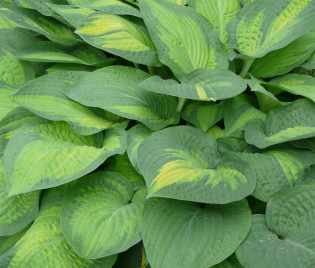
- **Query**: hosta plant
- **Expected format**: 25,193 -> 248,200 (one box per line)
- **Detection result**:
0,0 -> 315,267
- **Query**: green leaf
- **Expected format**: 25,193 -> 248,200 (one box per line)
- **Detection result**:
297,165 -> 315,186
138,126 -> 256,204
181,101 -> 223,132
0,139 -> 39,236
45,63 -> 97,73
63,66 -> 180,131
61,171 -> 146,259
249,32 -> 315,77
4,118 -> 127,195
189,0 -> 241,50
142,197 -> 252,268
227,0 -> 315,57
127,124 -> 152,173
267,74 -> 315,102
48,4 -> 95,27
0,188 -> 117,268
140,68 -> 247,101
0,48 -> 34,86
244,99 -> 315,148
11,71 -> 128,135
0,83 -> 18,121
76,0 -> 141,17
291,137 -> 315,153
104,154 -> 145,190
0,3 -> 79,46
300,51 -> 315,69
235,149 -> 315,202
0,108 -> 35,139
14,42 -> 108,66
223,94 -> 266,138
139,0 -> 228,80
236,186 -> 315,268
76,13 -> 160,66
213,254 -> 243,268
113,242 -> 144,268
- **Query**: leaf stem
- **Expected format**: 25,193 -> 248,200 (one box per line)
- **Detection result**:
240,58 -> 255,78
147,66 -> 155,75
176,98 -> 186,113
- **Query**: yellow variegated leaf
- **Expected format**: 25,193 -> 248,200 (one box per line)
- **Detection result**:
76,12 -> 160,66
137,126 -> 255,204
189,0 -> 241,50
227,0 -> 315,57
139,0 -> 228,80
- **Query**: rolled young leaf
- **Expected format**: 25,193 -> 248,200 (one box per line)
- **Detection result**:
138,126 -> 256,204
142,197 -> 252,268
139,0 -> 228,80
4,118 -> 127,195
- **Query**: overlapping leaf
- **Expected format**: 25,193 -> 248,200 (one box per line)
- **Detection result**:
4,118 -> 127,195
0,188 -> 117,268
237,186 -> 315,268
140,68 -> 247,101
227,0 -> 315,57
138,126 -> 256,204
76,12 -> 160,66
63,66 -> 180,131
0,139 -> 39,236
142,197 -> 251,268
11,71 -> 127,135
139,0 -> 228,80
244,98 -> 315,148
61,171 -> 146,259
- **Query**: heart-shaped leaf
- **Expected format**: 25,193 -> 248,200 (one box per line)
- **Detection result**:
138,126 -> 256,204
142,197 -> 251,268
237,186 -> 315,268
61,171 -> 146,259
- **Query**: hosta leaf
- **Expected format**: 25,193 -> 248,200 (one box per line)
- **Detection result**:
213,255 -> 243,268
0,48 -> 34,86
217,137 -> 252,154
224,94 -> 266,138
300,51 -> 315,69
61,171 -> 146,259
76,13 -> 160,66
139,0 -> 228,80
189,0 -> 241,50
140,68 -> 247,101
4,118 -> 127,195
181,101 -> 223,132
63,66 -> 180,131
45,63 -> 97,73
0,108 -> 35,139
297,165 -> 315,186
48,4 -> 95,27
227,0 -> 315,57
76,0 -> 141,17
237,186 -> 315,268
249,32 -> 315,77
0,139 -> 39,236
113,243 -> 143,268
0,188 -> 117,268
127,124 -> 152,173
291,137 -> 315,153
246,79 -> 278,101
105,154 -> 145,190
138,126 -> 256,204
14,42 -> 108,66
0,83 -> 18,121
0,3 -> 78,46
244,99 -> 315,148
240,0 -> 254,5
142,197 -> 251,268
267,74 -> 315,102
235,149 -> 315,202
11,71 -> 127,135
208,125 -> 226,140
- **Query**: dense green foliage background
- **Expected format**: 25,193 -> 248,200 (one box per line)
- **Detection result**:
0,0 -> 315,267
